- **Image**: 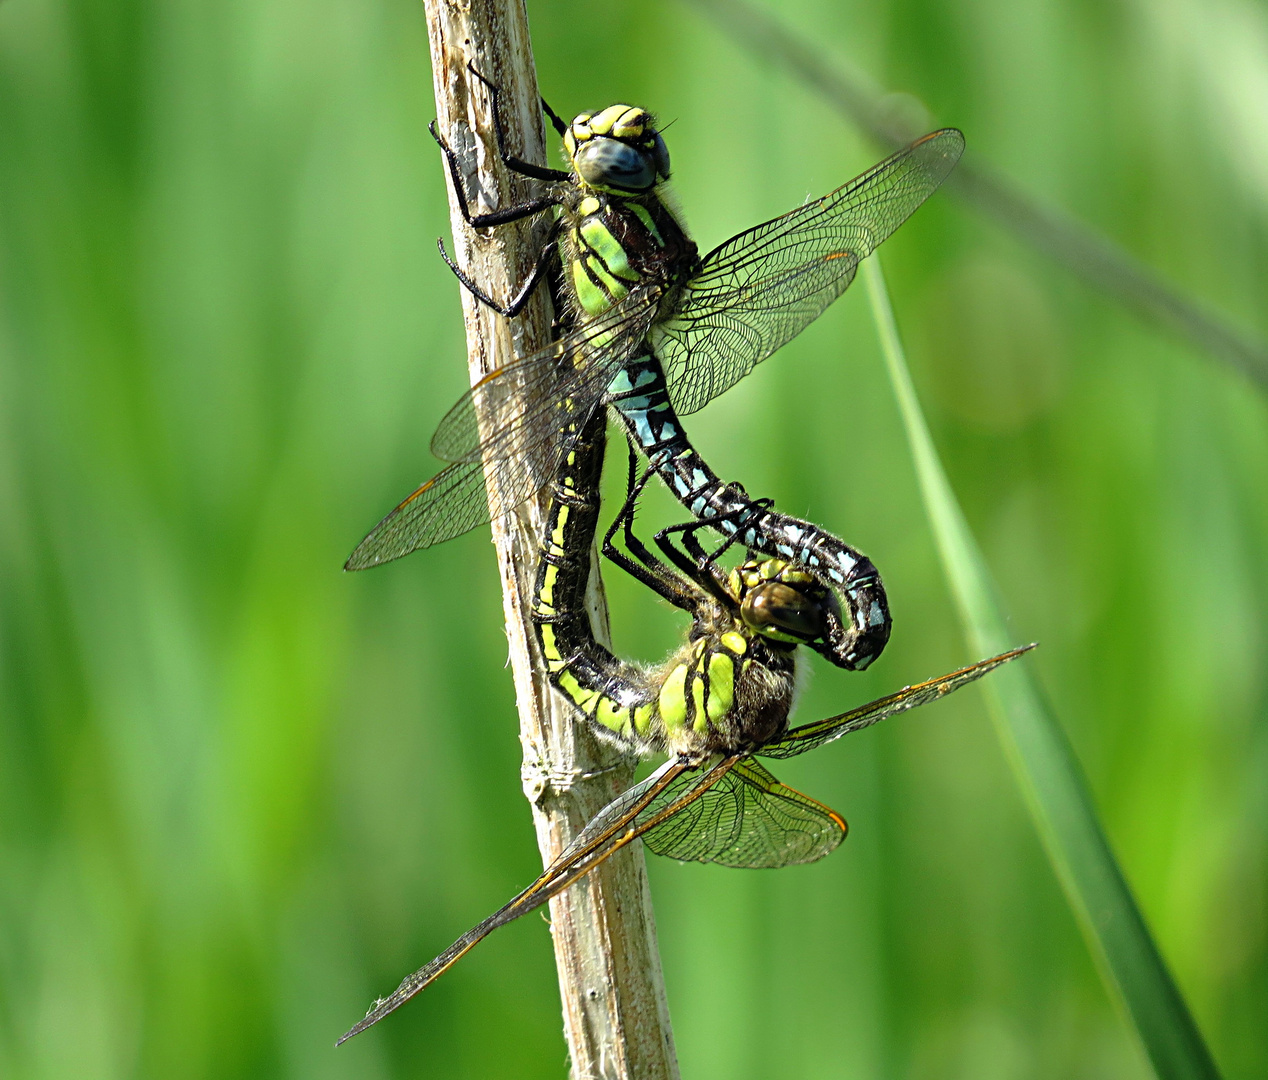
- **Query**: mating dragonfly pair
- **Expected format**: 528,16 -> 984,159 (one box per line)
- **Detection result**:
339,66 -> 1030,1043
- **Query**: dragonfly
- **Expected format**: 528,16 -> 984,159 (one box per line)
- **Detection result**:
347,65 -> 964,672
339,399 -> 1032,1044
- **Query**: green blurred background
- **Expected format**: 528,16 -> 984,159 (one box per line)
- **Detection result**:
2,0 -> 1265,1076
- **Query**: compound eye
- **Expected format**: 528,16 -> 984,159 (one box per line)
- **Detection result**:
741,582 -> 828,643
575,138 -> 656,191
651,133 -> 670,179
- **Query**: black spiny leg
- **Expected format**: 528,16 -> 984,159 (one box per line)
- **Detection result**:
468,63 -> 571,182
658,498 -> 770,567
652,497 -> 776,608
429,120 -> 561,229
601,447 -> 699,613
429,65 -> 571,313
540,95 -> 569,137
438,220 -> 561,317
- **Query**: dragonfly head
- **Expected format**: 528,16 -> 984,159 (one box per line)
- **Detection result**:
564,105 -> 670,193
732,559 -> 839,649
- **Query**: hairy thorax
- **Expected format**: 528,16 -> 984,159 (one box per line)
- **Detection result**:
646,607 -> 799,760
557,186 -> 699,322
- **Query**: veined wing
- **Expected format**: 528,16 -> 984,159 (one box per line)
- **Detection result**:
345,295 -> 659,568
429,289 -> 661,463
759,645 -> 1035,760
652,130 -> 965,416
344,457 -> 505,570
336,757 -> 731,1044
547,756 -> 729,870
643,758 -> 847,868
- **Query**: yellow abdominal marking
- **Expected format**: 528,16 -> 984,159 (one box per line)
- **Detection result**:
538,562 -> 559,608
593,695 -> 629,734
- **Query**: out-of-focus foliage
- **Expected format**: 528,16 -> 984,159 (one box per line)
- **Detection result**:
0,0 -> 1264,1077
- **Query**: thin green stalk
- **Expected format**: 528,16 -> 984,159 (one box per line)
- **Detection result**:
683,0 -> 1268,394
863,255 -> 1222,1080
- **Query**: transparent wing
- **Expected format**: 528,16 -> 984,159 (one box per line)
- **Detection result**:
428,291 -> 661,464
345,294 -> 660,568
344,438 -> 564,569
760,645 -> 1035,760
338,731 -> 863,1043
547,758 -> 708,870
337,758 -> 708,1044
652,130 -> 964,416
642,758 -> 846,868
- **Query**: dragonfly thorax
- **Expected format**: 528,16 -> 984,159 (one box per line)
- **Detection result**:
642,558 -> 835,758
655,612 -> 799,758
564,104 -> 670,193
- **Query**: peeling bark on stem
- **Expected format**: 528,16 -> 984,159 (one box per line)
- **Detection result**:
420,3 -> 680,1077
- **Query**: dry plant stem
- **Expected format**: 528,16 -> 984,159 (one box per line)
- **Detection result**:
421,3 -> 680,1077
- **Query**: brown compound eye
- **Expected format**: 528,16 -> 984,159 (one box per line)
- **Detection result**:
741,581 -> 828,644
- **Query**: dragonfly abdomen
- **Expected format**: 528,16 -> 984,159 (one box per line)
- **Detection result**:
531,406 -> 802,759
605,355 -> 892,670
530,412 -> 661,753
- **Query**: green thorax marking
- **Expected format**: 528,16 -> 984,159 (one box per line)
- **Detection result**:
559,189 -> 697,322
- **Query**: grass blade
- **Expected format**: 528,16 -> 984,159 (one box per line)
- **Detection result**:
684,0 -> 1268,395
864,255 -> 1222,1080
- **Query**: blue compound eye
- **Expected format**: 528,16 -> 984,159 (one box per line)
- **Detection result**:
575,138 -> 656,191
651,133 -> 670,179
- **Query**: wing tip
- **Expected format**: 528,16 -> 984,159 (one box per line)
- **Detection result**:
998,641 -> 1039,662
335,1008 -> 380,1047
916,126 -> 965,146
343,543 -> 391,572
932,641 -> 1037,690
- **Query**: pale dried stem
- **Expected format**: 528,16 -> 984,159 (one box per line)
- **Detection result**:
419,3 -> 680,1077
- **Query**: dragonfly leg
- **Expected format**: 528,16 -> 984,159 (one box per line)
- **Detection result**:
429,119 -> 562,229
467,62 -> 571,182
539,93 -> 569,138
438,223 -> 559,317
647,523 -> 730,603
671,496 -> 775,567
601,444 -> 702,613
652,496 -> 776,599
